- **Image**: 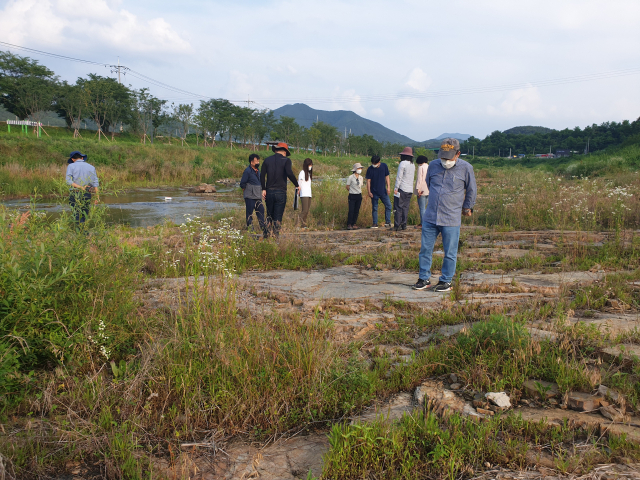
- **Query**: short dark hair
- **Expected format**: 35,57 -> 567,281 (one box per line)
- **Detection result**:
71,153 -> 83,160
416,155 -> 428,165
249,153 -> 260,163
371,155 -> 381,164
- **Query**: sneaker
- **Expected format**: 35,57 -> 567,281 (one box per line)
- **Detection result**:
433,281 -> 452,292
371,224 -> 379,229
352,225 -> 360,229
384,223 -> 391,228
347,225 -> 353,230
412,278 -> 431,290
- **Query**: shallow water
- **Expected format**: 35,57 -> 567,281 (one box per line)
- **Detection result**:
1,188 -> 243,227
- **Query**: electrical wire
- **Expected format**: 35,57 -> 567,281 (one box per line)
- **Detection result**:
2,40 -> 639,106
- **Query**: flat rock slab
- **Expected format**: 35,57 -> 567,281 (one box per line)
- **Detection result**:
602,344 -> 640,364
515,407 -> 640,443
352,392 -> 415,424
240,266 -> 449,303
569,313 -> 640,336
204,433 -> 329,480
462,271 -> 603,291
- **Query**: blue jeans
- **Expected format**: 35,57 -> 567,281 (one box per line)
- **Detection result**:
69,192 -> 92,224
265,190 -> 287,237
371,192 -> 392,225
417,195 -> 428,223
418,222 -> 460,284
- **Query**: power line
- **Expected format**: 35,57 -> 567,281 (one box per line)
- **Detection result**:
2,40 -> 639,106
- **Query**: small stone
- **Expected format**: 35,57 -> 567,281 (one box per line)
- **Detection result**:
524,379 -> 559,399
488,405 -> 506,413
600,405 -> 624,422
449,373 -> 458,384
567,392 -> 602,412
484,462 -> 491,468
473,399 -> 488,408
548,398 -> 559,406
276,295 -> 289,304
292,298 -> 304,306
486,392 -> 511,409
449,383 -> 461,390
476,407 -> 494,416
598,385 -> 621,403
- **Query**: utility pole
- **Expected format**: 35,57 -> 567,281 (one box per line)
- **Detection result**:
245,95 -> 255,109
117,57 -> 121,84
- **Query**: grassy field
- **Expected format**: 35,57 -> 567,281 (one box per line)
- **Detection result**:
1,129 -> 640,478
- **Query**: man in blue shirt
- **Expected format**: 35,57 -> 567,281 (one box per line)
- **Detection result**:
66,151 -> 99,224
413,138 -> 477,292
365,155 -> 392,228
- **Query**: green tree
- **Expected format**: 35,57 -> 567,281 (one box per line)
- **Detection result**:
55,81 -> 86,137
79,74 -> 133,141
0,51 -> 56,118
171,103 -> 194,146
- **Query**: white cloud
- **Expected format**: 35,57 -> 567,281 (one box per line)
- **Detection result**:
394,98 -> 431,119
486,86 -> 553,118
370,107 -> 384,118
405,68 -> 431,92
0,0 -> 191,54
330,88 -> 366,116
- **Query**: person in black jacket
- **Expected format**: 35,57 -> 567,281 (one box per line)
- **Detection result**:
260,142 -> 299,237
240,153 -> 266,235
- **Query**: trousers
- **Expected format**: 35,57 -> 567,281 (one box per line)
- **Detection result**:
244,198 -> 266,233
395,190 -> 412,227
69,191 -> 92,224
347,193 -> 362,226
265,190 -> 287,237
300,197 -> 311,226
418,222 -> 461,284
371,192 -> 392,225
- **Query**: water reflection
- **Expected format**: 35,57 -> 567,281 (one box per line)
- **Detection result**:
1,188 -> 243,227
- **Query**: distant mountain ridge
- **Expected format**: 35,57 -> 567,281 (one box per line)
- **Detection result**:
272,103 -> 471,146
503,126 -> 554,135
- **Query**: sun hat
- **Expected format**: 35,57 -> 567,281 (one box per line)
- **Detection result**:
67,150 -> 87,164
398,146 -> 414,157
271,142 -> 291,156
438,138 -> 460,160
351,163 -> 364,172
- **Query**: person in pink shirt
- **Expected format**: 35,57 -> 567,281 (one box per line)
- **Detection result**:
414,155 -> 429,228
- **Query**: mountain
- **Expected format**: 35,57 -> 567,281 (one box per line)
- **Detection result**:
435,133 -> 471,141
503,126 -> 554,135
272,103 -> 416,144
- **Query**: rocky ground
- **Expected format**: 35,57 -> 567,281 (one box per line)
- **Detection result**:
137,227 -> 640,479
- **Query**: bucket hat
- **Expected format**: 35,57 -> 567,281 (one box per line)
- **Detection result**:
351,163 -> 364,172
271,142 -> 291,156
398,146 -> 414,157
67,150 -> 87,164
438,138 -> 460,160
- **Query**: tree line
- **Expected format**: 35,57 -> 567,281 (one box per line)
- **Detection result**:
461,118 -> 640,157
0,51 -> 409,157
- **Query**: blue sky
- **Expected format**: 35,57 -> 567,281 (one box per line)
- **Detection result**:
1,0 -> 639,141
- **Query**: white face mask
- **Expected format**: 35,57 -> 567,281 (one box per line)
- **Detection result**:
373,163 -> 380,168
308,166 -> 312,171
442,159 -> 456,169
356,169 -> 362,174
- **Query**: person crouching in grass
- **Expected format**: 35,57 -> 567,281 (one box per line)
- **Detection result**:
412,138 -> 476,293
345,163 -> 364,230
66,150 -> 99,225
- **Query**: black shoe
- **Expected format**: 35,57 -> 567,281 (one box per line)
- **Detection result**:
394,225 -> 399,232
385,223 -> 391,228
371,224 -> 379,229
433,281 -> 452,292
412,278 -> 431,290
401,224 -> 407,231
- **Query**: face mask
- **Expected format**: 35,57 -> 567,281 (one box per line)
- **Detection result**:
356,169 -> 362,174
308,166 -> 312,171
254,163 -> 260,169
442,159 -> 455,169
372,163 -> 380,168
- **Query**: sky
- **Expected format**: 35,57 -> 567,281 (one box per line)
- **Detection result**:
1,0 -> 639,141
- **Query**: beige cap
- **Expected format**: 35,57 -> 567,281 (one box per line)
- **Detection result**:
351,163 -> 364,172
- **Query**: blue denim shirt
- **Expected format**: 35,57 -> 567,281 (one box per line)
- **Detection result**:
423,158 -> 477,227
66,160 -> 99,189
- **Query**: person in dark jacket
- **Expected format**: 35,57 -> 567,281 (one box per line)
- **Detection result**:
240,153 -> 266,235
260,142 -> 300,237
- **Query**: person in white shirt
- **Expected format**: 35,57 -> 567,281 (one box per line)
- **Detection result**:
414,155 -> 429,228
393,146 -> 416,231
298,158 -> 313,228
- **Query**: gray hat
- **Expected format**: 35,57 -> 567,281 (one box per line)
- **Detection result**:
438,138 -> 460,160
351,163 -> 364,172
